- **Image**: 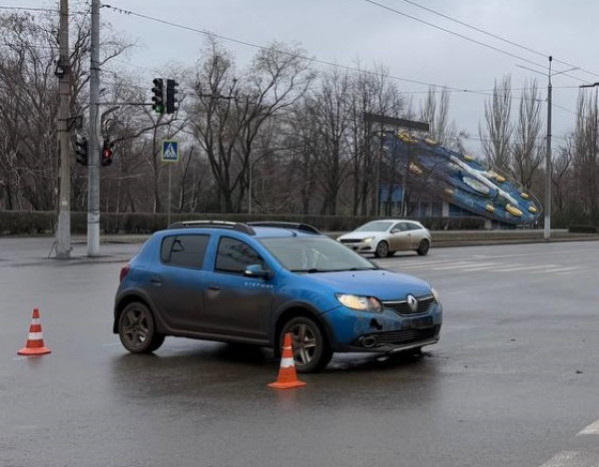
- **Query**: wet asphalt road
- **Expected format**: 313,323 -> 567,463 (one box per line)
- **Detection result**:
1,237 -> 599,467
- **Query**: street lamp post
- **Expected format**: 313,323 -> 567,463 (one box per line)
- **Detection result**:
544,56 -> 553,241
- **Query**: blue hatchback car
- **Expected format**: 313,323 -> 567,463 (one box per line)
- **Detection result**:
113,221 -> 442,372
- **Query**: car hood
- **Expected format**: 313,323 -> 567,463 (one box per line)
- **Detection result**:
306,269 -> 432,300
338,230 -> 385,240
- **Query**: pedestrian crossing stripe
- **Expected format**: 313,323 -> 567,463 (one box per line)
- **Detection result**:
539,450 -> 597,467
385,260 -> 585,275
579,420 -> 599,435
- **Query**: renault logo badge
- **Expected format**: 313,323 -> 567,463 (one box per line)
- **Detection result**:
406,294 -> 418,312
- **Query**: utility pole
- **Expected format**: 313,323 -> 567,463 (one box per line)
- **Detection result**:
55,0 -> 71,258
87,0 -> 101,256
516,58 -> 577,239
544,56 -> 553,241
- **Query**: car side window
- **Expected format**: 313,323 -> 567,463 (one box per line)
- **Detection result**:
215,237 -> 265,275
161,234 -> 209,269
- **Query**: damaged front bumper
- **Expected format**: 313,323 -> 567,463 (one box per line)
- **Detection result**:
324,302 -> 443,353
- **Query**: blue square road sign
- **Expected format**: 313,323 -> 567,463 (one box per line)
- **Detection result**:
161,140 -> 179,162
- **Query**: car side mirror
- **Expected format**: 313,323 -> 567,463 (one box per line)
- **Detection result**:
391,229 -> 400,234
244,264 -> 271,279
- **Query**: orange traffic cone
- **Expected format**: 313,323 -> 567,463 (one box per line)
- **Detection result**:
17,308 -> 51,356
268,333 -> 306,389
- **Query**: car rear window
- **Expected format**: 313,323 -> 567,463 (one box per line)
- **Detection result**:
161,234 -> 210,269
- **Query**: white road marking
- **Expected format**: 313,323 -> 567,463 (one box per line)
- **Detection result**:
539,450 -> 598,467
489,264 -> 560,272
397,260 -> 465,269
535,267 -> 582,274
398,259 -> 589,276
463,263 -> 520,272
578,420 -> 599,435
539,419 -> 599,466
431,262 -> 498,271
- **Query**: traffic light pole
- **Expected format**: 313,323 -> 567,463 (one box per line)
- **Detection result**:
55,0 -> 71,258
87,0 -> 101,256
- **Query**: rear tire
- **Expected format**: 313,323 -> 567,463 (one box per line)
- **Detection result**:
417,239 -> 430,256
118,302 -> 165,354
279,316 -> 332,373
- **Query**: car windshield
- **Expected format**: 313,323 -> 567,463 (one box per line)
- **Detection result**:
355,221 -> 393,232
260,236 -> 378,273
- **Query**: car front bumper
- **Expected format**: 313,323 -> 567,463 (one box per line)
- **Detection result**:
338,240 -> 376,253
323,302 -> 443,353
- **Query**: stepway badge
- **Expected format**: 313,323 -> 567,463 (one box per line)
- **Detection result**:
161,139 -> 179,162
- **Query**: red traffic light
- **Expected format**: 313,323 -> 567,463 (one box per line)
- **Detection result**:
101,140 -> 113,167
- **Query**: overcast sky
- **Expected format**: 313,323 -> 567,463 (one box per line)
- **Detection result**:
5,0 -> 599,155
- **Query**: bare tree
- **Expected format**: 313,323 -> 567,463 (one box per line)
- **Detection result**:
0,8 -> 130,213
0,12 -> 59,210
552,134 -> 574,218
306,68 -> 353,215
571,90 -> 599,217
420,86 -> 454,145
346,64 -> 406,216
189,38 -> 314,212
480,75 -> 513,173
512,79 -> 544,189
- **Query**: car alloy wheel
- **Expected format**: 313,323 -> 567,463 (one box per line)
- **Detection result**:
417,239 -> 430,256
375,240 -> 389,258
118,302 -> 165,353
280,316 -> 332,373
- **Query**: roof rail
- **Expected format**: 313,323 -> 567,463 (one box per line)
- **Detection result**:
247,221 -> 320,234
167,220 -> 255,235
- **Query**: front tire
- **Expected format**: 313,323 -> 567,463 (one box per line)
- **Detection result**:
118,302 -> 165,354
374,241 -> 389,258
417,239 -> 430,256
280,316 -> 332,373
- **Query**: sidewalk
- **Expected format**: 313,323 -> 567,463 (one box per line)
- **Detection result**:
91,229 -> 599,247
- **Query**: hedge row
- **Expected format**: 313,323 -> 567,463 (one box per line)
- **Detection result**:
0,211 -> 492,235
568,225 -> 598,234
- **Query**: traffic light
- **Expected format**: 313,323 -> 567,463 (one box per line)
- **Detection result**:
151,78 -> 164,114
75,137 -> 88,166
101,140 -> 114,167
166,79 -> 179,114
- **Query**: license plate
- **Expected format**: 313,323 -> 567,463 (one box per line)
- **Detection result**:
403,316 -> 433,330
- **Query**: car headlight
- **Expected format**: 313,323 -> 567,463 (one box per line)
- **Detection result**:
362,237 -> 374,243
431,287 -> 440,303
336,294 -> 383,312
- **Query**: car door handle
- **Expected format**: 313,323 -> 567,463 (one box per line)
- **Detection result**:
150,276 -> 162,286
208,285 -> 221,292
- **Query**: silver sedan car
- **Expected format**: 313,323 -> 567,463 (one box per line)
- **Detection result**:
337,219 -> 431,257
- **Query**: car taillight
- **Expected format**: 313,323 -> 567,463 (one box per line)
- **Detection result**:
119,264 -> 131,283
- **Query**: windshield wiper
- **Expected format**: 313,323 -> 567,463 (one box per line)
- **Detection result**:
290,267 -> 376,273
290,268 -> 336,273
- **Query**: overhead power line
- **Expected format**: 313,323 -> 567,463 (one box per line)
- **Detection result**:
102,4 -> 581,102
103,4 -> 448,89
394,0 -> 599,79
0,5 -> 58,13
358,0 -> 587,84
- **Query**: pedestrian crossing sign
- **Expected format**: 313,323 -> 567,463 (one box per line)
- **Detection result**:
161,139 -> 179,162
